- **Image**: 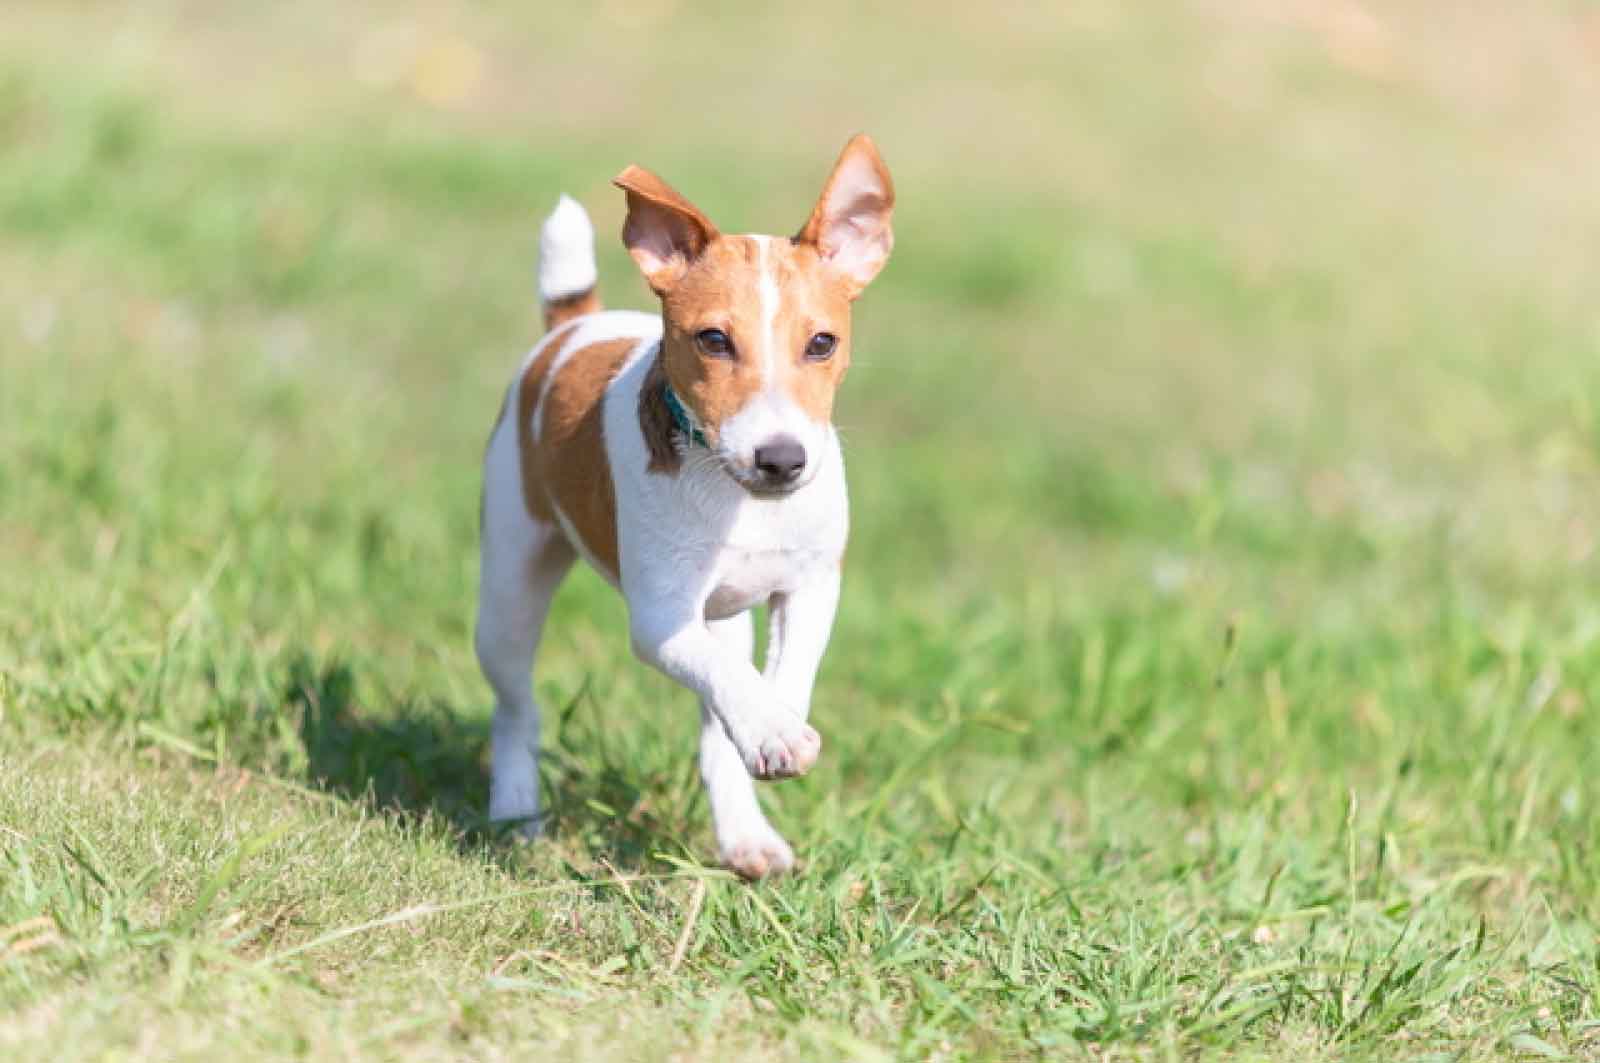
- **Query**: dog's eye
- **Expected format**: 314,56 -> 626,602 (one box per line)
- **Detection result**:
696,329 -> 734,358
804,332 -> 838,362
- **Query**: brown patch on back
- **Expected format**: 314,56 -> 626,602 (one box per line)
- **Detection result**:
543,286 -> 601,331
534,337 -> 639,581
515,323 -> 583,525
637,353 -> 683,474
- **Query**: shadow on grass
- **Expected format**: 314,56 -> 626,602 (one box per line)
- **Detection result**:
285,655 -> 691,871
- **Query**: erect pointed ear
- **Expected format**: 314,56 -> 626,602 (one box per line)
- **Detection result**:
613,165 -> 720,296
796,134 -> 895,299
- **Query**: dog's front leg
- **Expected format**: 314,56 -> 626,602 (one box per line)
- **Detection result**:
629,600 -> 821,780
763,570 -> 842,720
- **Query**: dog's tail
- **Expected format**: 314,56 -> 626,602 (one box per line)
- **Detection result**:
538,194 -> 601,330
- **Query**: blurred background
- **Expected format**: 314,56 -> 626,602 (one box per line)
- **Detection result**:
4,2 -> 1600,1054
8,2 -> 1600,614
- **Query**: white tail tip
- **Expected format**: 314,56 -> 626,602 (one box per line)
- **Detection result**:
538,194 -> 597,303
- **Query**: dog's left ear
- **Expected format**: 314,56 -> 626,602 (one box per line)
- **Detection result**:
796,134 -> 895,299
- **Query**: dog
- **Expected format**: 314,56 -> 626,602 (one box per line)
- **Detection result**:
475,135 -> 894,879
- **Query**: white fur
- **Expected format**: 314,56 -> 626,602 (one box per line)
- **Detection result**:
477,375 -> 572,828
538,194 -> 598,302
754,235 -> 780,382
715,391 -> 831,492
477,200 -> 848,874
477,308 -> 657,829
607,335 -> 846,804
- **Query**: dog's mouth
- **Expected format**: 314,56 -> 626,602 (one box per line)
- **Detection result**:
743,480 -> 804,499
732,472 -> 806,499
720,460 -> 809,499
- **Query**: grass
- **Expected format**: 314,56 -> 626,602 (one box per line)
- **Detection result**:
4,1 -> 1600,1058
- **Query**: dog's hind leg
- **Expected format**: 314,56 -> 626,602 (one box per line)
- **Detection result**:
476,409 -> 575,838
699,612 -> 795,878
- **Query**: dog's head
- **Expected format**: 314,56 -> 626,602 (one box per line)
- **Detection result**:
614,135 -> 894,496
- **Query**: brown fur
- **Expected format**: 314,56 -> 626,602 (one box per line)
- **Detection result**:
654,236 -> 854,436
515,323 -> 579,525
637,355 -> 684,474
542,287 -> 601,330
613,137 -> 893,440
529,337 -> 639,581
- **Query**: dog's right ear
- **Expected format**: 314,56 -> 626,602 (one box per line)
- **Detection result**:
613,166 -> 719,296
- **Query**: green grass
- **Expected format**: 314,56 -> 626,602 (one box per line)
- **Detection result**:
5,2 -> 1600,1058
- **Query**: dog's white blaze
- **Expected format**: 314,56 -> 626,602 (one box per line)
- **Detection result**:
753,234 -> 780,391
709,234 -> 828,483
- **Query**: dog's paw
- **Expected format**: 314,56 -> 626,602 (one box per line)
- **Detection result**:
489,775 -> 542,841
722,828 -> 796,880
497,816 -> 543,845
742,711 -> 821,780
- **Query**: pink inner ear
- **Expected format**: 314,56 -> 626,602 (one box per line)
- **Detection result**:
625,208 -> 689,277
817,162 -> 892,290
822,166 -> 890,246
803,141 -> 894,296
614,166 -> 720,293
622,196 -> 715,293
838,205 -> 886,243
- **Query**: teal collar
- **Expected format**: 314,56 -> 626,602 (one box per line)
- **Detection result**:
662,382 -> 708,448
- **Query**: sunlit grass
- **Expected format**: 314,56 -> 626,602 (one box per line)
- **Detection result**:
3,2 -> 1600,1059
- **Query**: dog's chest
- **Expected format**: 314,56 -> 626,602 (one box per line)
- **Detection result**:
705,542 -> 836,619
701,453 -> 848,619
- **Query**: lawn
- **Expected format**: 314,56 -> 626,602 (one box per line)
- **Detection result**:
4,2 -> 1600,1059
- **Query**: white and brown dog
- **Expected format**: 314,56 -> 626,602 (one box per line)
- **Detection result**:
475,136 -> 894,878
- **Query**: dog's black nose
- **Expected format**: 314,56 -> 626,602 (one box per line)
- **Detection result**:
753,437 -> 806,484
